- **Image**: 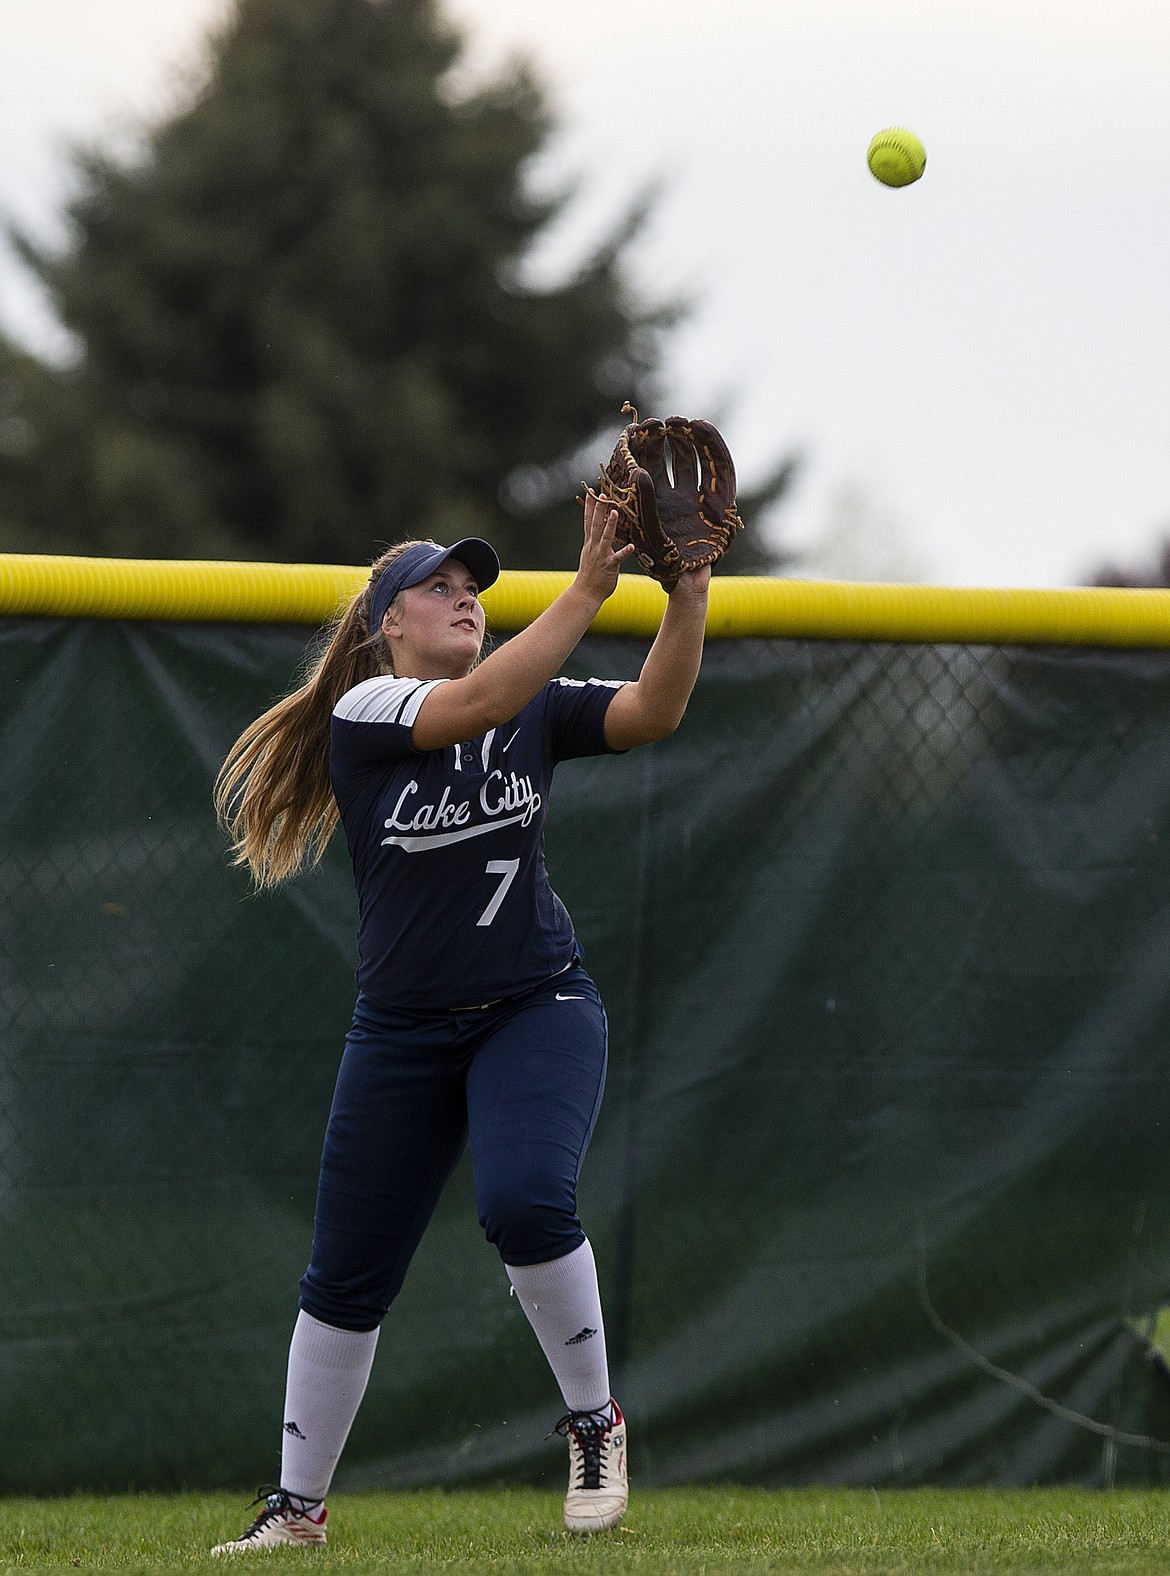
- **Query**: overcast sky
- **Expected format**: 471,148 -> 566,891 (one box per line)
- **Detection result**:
2,0 -> 1169,586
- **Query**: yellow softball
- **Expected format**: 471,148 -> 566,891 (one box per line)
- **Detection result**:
867,127 -> 927,188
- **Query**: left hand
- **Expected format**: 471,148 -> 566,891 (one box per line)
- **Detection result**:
668,563 -> 712,600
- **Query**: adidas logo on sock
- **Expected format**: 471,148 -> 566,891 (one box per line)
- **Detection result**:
284,1421 -> 307,1439
565,1326 -> 597,1346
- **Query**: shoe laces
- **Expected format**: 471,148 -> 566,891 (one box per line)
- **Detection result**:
553,1412 -> 609,1490
240,1485 -> 320,1538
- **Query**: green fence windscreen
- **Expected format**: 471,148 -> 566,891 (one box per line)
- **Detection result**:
3,618 -> 1170,1493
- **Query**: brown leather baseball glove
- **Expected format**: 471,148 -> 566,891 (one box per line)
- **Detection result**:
597,403 -> 744,589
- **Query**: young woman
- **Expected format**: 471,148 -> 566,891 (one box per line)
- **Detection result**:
211,491 -> 710,1551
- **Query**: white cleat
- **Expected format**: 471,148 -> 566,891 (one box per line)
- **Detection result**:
556,1400 -> 628,1533
211,1487 -> 328,1554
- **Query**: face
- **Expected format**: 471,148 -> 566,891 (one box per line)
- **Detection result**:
382,559 -> 485,679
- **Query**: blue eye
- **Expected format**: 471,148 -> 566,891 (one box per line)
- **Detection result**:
429,577 -> 478,599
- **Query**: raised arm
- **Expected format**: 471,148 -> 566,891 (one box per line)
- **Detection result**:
410,492 -> 634,751
600,563 -> 711,751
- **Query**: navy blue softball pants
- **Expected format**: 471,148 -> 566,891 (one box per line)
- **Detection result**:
298,964 -> 609,1332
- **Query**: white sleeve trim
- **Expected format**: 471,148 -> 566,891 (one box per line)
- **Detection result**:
333,675 -> 448,727
553,677 -> 627,690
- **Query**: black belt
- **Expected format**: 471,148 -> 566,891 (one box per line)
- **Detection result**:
447,955 -> 578,1013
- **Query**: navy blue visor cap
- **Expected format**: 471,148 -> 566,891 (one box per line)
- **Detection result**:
368,538 -> 500,635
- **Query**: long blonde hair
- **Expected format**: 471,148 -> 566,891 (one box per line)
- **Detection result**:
214,541 -> 433,888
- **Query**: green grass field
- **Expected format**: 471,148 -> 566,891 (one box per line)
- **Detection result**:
5,1488 -> 1170,1575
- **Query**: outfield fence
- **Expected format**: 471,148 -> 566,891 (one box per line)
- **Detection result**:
4,556 -> 1170,1493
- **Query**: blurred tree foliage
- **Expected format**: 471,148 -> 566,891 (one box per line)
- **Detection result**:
0,0 -> 795,570
1086,536 -> 1170,589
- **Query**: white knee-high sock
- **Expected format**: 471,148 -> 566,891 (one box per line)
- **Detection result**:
506,1238 -> 611,1413
280,1311 -> 380,1502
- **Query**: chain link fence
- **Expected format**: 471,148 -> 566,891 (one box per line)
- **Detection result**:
4,618 -> 1170,1491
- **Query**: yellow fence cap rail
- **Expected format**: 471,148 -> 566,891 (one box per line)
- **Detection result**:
4,553 -> 1170,647
702,577 -> 1170,647
0,554 -> 366,625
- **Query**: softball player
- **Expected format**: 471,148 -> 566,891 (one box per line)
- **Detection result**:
211,492 -> 710,1550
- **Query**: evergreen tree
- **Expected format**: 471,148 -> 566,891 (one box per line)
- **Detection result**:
0,0 -> 685,567
1086,535 -> 1170,588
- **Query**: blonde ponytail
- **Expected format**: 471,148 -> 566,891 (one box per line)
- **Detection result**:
214,542 -> 433,887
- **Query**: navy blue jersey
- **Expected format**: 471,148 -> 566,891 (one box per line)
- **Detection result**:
330,675 -> 625,1010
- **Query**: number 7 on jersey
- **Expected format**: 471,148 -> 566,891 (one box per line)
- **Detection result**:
478,859 -> 520,927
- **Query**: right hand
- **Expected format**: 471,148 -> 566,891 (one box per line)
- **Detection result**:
576,489 -> 635,604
